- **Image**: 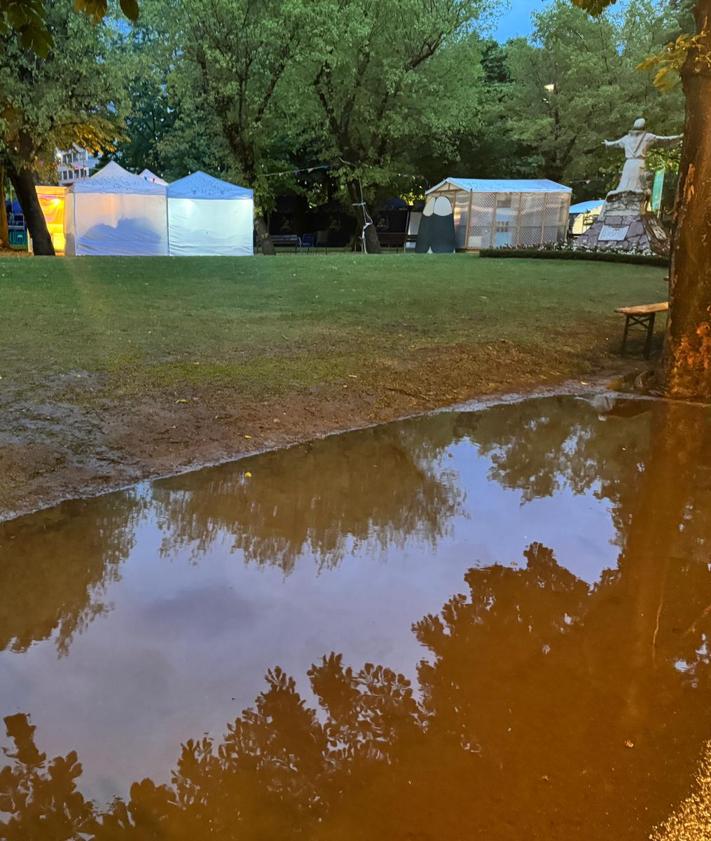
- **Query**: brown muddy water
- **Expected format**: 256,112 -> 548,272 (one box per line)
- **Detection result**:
2,393 -> 711,840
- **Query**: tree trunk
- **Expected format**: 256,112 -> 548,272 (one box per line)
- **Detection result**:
7,163 -> 54,256
254,214 -> 275,256
662,0 -> 711,399
347,180 -> 381,254
0,165 -> 8,248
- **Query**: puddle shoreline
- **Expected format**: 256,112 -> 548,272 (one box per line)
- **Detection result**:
3,388 -> 711,836
1,373 -> 635,525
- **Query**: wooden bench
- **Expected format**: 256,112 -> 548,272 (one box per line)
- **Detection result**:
615,302 -> 669,359
271,234 -> 301,252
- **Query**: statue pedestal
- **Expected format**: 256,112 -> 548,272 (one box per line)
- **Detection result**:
576,190 -> 670,256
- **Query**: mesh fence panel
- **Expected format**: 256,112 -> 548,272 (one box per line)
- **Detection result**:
468,192 -> 496,248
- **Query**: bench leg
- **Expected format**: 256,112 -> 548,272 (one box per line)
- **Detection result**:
644,312 -> 656,360
621,316 -> 631,356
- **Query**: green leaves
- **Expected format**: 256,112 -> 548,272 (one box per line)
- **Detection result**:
1,0 -> 139,55
0,0 -> 125,174
0,0 -> 52,55
502,0 -> 684,192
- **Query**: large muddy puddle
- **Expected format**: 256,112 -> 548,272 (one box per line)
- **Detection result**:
2,394 -> 711,839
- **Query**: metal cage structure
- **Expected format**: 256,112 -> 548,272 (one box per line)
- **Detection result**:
425,178 -> 572,251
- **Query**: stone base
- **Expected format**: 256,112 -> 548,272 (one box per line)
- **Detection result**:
576,190 -> 670,256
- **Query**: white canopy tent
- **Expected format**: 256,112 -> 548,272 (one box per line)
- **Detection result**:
425,178 -> 572,250
64,161 -> 168,256
139,168 -> 169,186
167,171 -> 254,256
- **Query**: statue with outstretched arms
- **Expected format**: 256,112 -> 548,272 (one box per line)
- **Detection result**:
603,117 -> 682,195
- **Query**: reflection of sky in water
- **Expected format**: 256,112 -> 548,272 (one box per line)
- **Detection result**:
0,399 -> 631,803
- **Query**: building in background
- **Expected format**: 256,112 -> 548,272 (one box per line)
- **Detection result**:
56,145 -> 98,186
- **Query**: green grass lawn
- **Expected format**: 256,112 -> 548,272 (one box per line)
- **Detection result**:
0,253 -> 666,397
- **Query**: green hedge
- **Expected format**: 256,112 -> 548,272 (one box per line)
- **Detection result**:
478,248 -> 668,268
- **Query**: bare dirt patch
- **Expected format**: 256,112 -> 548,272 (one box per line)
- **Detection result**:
0,339 -> 643,521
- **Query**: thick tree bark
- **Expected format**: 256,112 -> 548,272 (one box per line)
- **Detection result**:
0,166 -> 8,248
7,164 -> 54,256
662,0 -> 711,399
347,180 -> 381,253
254,214 -> 275,255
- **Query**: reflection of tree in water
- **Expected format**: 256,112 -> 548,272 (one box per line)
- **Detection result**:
0,491 -> 143,655
457,394 -> 653,502
152,419 -> 462,572
4,529 -> 711,839
4,396 -> 711,837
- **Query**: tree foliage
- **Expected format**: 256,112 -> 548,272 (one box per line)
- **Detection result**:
0,0 -> 138,55
0,0 -> 122,175
502,0 -> 684,191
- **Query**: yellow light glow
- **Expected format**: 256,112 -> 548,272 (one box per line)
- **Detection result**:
35,185 -> 67,255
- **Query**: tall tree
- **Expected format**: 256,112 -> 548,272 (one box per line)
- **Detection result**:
0,0 -> 123,255
305,0 -> 490,252
155,0 -> 320,254
571,0 -> 711,399
505,0 -> 684,191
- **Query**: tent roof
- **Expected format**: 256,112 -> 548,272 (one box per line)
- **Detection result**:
71,161 -> 166,195
427,177 -> 572,194
569,199 -> 604,214
140,168 -> 169,186
167,170 -> 253,200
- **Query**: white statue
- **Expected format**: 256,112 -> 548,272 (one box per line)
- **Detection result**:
603,118 -> 682,195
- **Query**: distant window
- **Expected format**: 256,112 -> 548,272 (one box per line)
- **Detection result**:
496,194 -> 512,208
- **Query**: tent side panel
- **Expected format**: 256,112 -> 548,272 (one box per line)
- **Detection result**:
168,197 -> 253,256
74,193 -> 168,256
64,193 -> 76,256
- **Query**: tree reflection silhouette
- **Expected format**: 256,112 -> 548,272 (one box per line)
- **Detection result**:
3,534 -> 711,840
3,395 -> 711,838
152,420 -> 462,571
0,491 -> 143,655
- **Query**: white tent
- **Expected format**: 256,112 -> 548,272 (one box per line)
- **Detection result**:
426,178 -> 572,250
139,168 -> 169,186
167,171 -> 254,256
64,161 -> 168,256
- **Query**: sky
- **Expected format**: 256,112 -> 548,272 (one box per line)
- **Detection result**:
493,0 -> 548,41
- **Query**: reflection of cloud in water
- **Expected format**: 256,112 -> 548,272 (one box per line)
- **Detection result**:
4,530 -> 711,840
3,393 -> 711,821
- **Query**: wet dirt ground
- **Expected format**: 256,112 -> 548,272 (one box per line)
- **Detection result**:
1,392 -> 711,839
0,347 -> 641,522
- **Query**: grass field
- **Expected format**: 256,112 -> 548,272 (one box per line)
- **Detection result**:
0,253 -> 667,518
1,253 -> 665,392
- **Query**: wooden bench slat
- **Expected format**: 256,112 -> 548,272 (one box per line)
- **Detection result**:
615,302 -> 669,315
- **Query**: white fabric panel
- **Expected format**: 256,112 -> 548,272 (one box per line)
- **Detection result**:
168,171 -> 253,200
73,161 -> 166,196
139,168 -> 168,186
64,192 -> 76,256
73,193 -> 169,256
168,197 -> 253,256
